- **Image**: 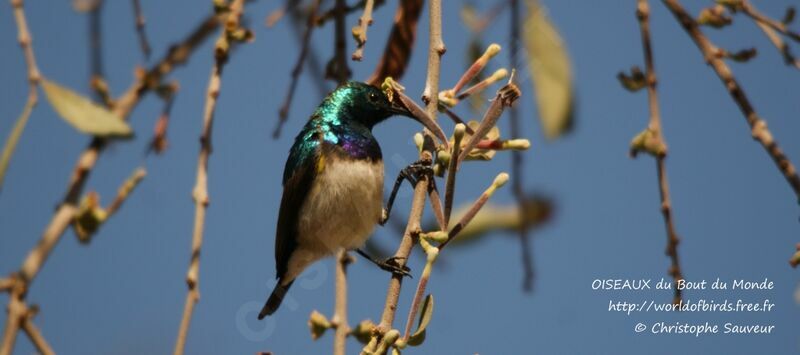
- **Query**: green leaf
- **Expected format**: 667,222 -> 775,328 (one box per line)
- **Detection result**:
42,79 -> 132,138
407,294 -> 433,346
523,0 -> 574,140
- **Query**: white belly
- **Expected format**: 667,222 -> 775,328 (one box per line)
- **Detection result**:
284,158 -> 384,281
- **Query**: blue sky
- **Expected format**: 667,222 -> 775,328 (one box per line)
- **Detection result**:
1,0 -> 799,354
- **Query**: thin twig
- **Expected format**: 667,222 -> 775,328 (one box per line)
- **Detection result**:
509,0 -> 534,292
88,0 -> 113,106
662,0 -> 800,237
21,310 -> 54,355
132,0 -> 152,61
441,173 -> 509,249
740,1 -> 800,43
0,94 -> 35,193
0,1 -> 40,352
147,85 -> 177,155
401,173 -> 508,342
330,0 -> 352,83
287,3 -> 330,98
457,81 -> 521,165
0,292 -> 24,355
351,0 -> 375,61
443,124 -> 464,227
316,0 -> 386,26
426,178 -> 446,231
274,0 -> 321,139
0,0 -> 41,192
174,2 -> 248,355
636,0 -> 683,304
332,250 -> 352,355
105,167 -> 147,216
753,20 -> 800,68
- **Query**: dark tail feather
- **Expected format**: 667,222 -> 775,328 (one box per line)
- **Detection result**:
258,280 -> 294,319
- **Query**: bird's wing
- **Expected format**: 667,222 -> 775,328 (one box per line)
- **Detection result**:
275,147 -> 318,280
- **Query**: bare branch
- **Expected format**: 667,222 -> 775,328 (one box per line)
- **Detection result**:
635,0 -> 684,304
331,250 -> 352,355
351,0 -> 375,61
274,0 -> 322,138
740,1 -> 800,43
0,0 -> 41,191
329,0 -> 352,83
173,2 -> 250,354
131,0 -> 152,61
663,0 -> 800,209
509,0 -> 534,291
105,167 -> 147,216
364,1 -> 443,352
21,309 -> 54,355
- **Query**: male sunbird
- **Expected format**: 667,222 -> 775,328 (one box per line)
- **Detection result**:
258,81 -> 447,318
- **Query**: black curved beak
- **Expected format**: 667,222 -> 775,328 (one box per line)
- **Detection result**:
389,100 -> 450,149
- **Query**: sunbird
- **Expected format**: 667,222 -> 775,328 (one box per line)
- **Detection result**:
259,81 -> 447,318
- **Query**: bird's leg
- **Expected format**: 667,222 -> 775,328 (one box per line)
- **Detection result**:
355,249 -> 412,277
380,160 -> 434,225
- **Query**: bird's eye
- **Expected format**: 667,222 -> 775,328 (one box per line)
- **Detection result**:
368,92 -> 380,102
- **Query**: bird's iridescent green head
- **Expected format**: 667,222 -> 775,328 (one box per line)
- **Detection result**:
317,81 -> 413,129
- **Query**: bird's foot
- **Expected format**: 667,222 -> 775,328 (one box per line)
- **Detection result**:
381,160 -> 435,226
356,249 -> 412,277
402,160 -> 434,186
376,256 -> 412,278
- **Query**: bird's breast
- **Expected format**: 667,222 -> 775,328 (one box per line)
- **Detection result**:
296,157 -> 384,255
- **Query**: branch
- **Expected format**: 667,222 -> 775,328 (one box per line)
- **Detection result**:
332,250 -> 352,355
174,2 -> 250,354
740,1 -> 800,43
364,1 -> 443,353
21,308 -> 54,355
0,283 -> 24,355
0,0 -> 41,192
273,0 -> 322,138
509,0 -> 534,292
635,0 -> 684,304
443,124 -> 464,227
753,19 -> 800,69
105,167 -> 147,216
351,0 -> 375,61
736,1 -> 800,69
316,0 -> 386,26
663,0 -> 800,208
329,0 -> 352,83
131,0 -> 152,61
401,173 -> 508,343
87,0 -> 113,106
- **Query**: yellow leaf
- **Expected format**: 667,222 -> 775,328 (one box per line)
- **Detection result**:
42,79 -> 132,138
523,0 -> 574,140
